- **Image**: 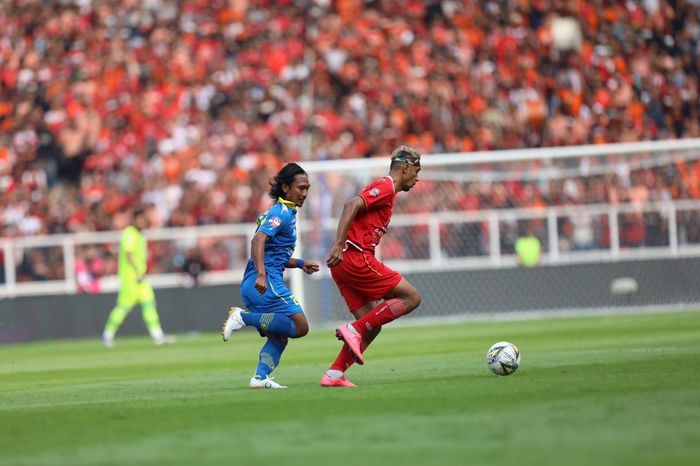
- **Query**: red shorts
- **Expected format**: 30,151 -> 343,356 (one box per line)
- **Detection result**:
330,247 -> 403,313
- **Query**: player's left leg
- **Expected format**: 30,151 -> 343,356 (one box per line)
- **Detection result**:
322,301 -> 380,387
339,278 -> 421,363
138,281 -> 176,345
352,278 -> 420,335
249,311 -> 307,389
250,335 -> 288,389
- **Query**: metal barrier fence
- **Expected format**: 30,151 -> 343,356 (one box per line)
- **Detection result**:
2,199 -> 699,300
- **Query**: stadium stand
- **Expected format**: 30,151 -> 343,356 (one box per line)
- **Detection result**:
1,0 -> 699,278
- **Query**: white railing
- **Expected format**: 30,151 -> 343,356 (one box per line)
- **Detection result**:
0,223 -> 256,298
2,199 -> 700,299
377,199 -> 700,271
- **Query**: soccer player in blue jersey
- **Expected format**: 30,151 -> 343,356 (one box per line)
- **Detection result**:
221,163 -> 319,389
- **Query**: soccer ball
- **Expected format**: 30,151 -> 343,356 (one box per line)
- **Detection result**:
486,341 -> 521,376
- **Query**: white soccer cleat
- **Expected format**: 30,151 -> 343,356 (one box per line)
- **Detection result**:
101,333 -> 115,349
221,307 -> 246,341
153,334 -> 177,346
250,376 -> 287,389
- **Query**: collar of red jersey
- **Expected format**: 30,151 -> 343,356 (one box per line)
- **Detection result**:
277,197 -> 297,209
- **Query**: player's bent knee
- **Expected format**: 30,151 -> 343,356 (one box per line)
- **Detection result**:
408,290 -> 421,312
294,320 -> 309,338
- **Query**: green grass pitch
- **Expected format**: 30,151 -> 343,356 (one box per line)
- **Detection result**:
1,310 -> 699,466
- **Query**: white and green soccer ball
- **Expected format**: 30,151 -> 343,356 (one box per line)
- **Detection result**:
486,341 -> 521,376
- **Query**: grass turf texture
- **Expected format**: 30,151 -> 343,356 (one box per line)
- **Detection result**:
1,310 -> 699,466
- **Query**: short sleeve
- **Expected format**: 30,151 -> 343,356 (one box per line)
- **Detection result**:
359,178 -> 393,211
258,206 -> 288,238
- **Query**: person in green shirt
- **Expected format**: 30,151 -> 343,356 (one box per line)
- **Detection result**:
102,207 -> 175,347
515,223 -> 542,268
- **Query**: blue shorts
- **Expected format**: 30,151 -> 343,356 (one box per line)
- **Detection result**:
240,275 -> 303,317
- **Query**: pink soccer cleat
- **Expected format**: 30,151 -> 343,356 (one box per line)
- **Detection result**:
321,373 -> 357,388
335,325 -> 364,365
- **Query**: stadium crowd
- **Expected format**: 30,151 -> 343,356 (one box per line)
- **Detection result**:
1,0 -> 699,282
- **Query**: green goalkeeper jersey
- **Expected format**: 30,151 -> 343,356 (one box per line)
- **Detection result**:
118,225 -> 147,282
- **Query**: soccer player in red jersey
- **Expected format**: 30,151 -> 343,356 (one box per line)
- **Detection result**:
321,146 -> 423,387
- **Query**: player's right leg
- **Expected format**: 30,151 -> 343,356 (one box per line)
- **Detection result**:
221,306 -> 300,341
102,284 -> 137,347
221,306 -> 247,341
138,281 -> 176,345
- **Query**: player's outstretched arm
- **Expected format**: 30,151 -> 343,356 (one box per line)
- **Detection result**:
286,258 -> 320,274
301,261 -> 320,274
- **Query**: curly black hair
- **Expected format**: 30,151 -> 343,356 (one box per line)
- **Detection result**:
269,163 -> 308,200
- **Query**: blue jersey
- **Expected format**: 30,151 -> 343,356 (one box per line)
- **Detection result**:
243,198 -> 298,282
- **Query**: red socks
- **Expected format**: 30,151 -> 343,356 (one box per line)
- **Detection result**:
329,299 -> 409,372
330,344 -> 356,372
351,298 -> 407,336
329,328 -> 378,372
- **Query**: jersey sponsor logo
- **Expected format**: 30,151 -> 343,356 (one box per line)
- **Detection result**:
269,216 -> 282,228
371,227 -> 386,246
369,187 -> 380,197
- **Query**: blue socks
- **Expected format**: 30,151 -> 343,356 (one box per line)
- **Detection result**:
255,338 -> 287,380
241,312 -> 297,338
240,312 -> 299,380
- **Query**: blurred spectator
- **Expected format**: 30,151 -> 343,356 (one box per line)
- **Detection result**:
0,0 -> 698,238
174,247 -> 206,287
18,249 -> 53,281
75,245 -> 104,293
0,0 -> 699,274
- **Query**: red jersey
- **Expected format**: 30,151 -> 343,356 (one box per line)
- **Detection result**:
346,176 -> 396,255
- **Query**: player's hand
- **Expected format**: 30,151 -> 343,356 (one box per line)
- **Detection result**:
254,274 -> 268,294
301,261 -> 320,275
326,244 -> 344,268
